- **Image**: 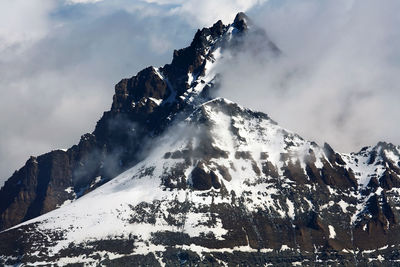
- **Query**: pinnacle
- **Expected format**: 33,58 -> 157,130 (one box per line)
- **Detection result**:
233,12 -> 251,31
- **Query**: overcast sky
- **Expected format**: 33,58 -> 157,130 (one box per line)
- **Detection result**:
1,0 -> 399,186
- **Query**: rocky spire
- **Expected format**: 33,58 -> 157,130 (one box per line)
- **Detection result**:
233,12 -> 251,31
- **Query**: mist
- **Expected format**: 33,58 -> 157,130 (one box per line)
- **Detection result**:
216,0 -> 400,153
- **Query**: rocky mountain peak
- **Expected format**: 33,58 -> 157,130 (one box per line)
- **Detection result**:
0,12 -> 271,233
233,12 -> 250,31
1,12 -> 400,266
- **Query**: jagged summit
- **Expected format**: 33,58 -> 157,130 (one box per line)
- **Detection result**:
0,11 -> 277,232
233,12 -> 250,31
1,13 -> 400,266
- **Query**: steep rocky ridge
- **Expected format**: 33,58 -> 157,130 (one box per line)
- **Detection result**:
0,12 -> 270,231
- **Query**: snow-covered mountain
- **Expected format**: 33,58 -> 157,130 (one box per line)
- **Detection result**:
1,13 -> 400,266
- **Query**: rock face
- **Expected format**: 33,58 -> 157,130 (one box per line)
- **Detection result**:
1,13 -> 400,266
0,151 -> 73,230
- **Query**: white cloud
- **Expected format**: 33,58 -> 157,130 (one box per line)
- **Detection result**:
217,0 -> 400,152
171,0 -> 267,26
0,0 -> 54,51
138,0 -> 267,26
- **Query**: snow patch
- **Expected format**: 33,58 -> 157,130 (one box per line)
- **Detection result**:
337,200 -> 349,213
328,225 -> 336,239
286,199 -> 295,219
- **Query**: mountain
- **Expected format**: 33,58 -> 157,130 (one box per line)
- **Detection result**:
1,12 -> 400,266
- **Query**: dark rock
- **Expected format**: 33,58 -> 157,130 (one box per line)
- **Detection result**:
323,142 -> 346,165
233,12 -> 250,32
282,159 -> 308,184
0,150 -> 74,230
379,170 -> 400,190
261,161 -> 279,178
260,152 -> 269,160
307,211 -> 325,231
367,176 -> 380,189
320,158 -> 358,189
235,151 -> 252,160
190,163 -> 221,191
112,67 -> 168,112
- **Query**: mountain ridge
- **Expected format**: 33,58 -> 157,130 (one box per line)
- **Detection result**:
0,12 -> 255,231
1,12 -> 400,266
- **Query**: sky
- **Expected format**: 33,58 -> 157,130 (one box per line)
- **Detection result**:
0,0 -> 399,186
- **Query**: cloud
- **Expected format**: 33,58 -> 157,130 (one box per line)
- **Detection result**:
0,0 -> 54,51
169,0 -> 267,26
216,0 -> 400,152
